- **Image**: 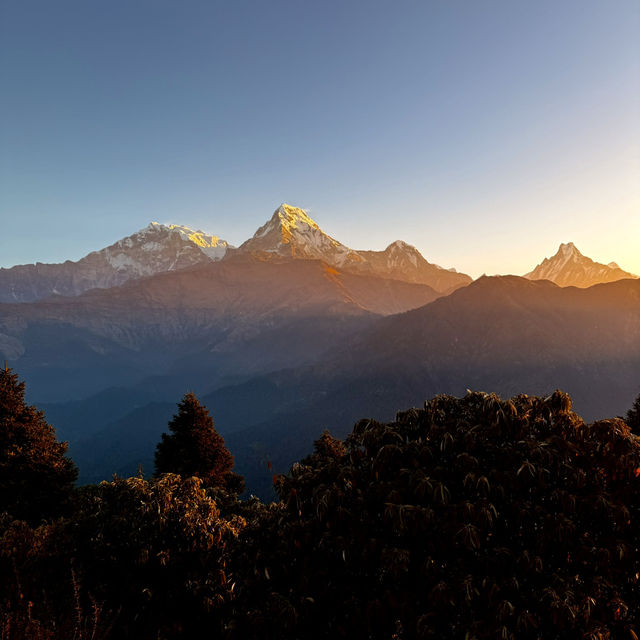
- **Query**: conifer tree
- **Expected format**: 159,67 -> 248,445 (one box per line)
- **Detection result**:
626,390 -> 640,432
154,392 -> 244,493
0,366 -> 77,523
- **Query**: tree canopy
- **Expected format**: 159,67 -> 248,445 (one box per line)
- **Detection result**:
154,392 -> 244,494
0,366 -> 77,523
5,380 -> 640,639
230,390 -> 640,639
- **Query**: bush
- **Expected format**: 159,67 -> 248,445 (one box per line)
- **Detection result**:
231,391 -> 640,639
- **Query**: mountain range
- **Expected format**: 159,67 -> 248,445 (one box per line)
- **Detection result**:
0,204 -> 471,303
47,274 -> 640,497
0,222 -> 231,303
1,204 -> 635,304
1,203 -> 638,497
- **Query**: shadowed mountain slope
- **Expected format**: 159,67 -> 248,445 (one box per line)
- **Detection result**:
0,255 -> 441,401
64,276 -> 640,496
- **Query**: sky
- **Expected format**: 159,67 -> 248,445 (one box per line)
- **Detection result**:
0,0 -> 638,279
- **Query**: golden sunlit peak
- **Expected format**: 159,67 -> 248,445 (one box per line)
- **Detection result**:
273,203 -> 320,232
138,222 -> 232,260
166,224 -> 223,249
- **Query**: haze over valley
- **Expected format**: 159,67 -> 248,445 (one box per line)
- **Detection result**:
0,204 -> 637,496
2,2 -> 639,637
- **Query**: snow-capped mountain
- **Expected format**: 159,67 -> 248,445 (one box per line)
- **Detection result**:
355,240 -> 472,292
237,204 -> 363,265
0,202 -> 473,302
161,224 -> 231,260
238,204 -> 472,292
524,242 -> 638,288
0,222 -> 232,302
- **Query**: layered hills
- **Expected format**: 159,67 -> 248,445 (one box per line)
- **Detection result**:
0,255 -> 441,401
1,203 -> 638,496
49,275 -> 640,495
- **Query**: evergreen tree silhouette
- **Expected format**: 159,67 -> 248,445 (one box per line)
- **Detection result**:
154,392 -> 244,493
0,365 -> 77,523
626,390 -> 640,432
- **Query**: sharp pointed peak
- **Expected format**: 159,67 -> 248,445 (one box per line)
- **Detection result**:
556,242 -> 582,257
270,203 -> 319,227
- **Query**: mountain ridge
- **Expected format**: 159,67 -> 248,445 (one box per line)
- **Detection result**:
525,241 -> 638,288
0,222 -> 232,303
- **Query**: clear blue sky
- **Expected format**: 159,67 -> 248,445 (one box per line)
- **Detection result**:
1,0 -> 638,278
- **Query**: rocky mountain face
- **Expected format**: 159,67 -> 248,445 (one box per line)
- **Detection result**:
525,242 -> 638,288
0,223 -> 232,303
237,204 -> 363,266
237,204 -> 471,292
0,203 -> 473,303
0,255 -> 441,401
355,240 -> 471,292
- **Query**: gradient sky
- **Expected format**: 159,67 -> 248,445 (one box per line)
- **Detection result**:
1,0 -> 638,279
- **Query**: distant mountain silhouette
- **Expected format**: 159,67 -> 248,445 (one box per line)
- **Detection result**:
0,255 -> 441,401
62,276 -> 640,496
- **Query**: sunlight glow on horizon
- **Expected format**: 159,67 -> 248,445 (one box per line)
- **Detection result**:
0,0 -> 638,277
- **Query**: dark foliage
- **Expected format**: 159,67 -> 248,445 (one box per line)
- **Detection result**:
5,379 -> 640,640
230,391 -> 640,639
627,391 -> 640,432
0,474 -> 245,639
69,474 -> 245,638
0,367 -> 77,524
155,392 -> 244,494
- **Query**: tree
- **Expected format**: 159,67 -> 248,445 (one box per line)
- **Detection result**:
0,366 -> 77,523
231,390 -> 640,639
155,392 -> 244,493
626,390 -> 640,432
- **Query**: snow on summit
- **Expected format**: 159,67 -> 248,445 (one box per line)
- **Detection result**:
524,242 -> 638,288
238,204 -> 473,292
0,221 -> 233,302
239,204 -> 363,265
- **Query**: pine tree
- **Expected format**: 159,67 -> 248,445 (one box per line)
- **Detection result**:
0,366 -> 77,523
626,390 -> 640,432
154,392 -> 244,493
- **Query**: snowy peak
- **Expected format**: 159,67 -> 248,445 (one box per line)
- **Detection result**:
272,204 -> 321,234
0,221 -> 233,302
252,204 -> 321,241
383,240 -> 421,268
238,204 -> 472,292
239,204 -> 363,265
525,242 -> 638,288
355,240 -> 472,293
164,223 -> 230,260
102,222 -> 232,270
